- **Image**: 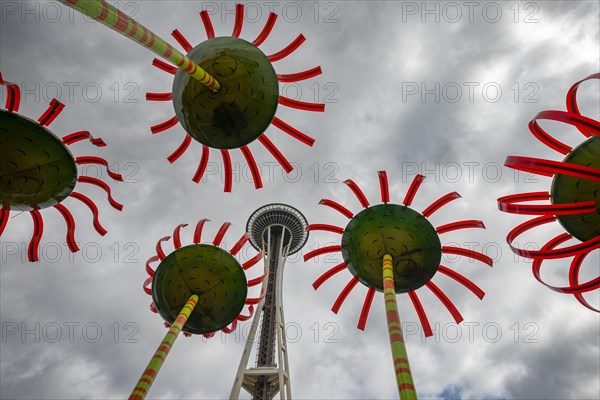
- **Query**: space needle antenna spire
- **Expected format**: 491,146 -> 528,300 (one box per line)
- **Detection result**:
230,204 -> 309,400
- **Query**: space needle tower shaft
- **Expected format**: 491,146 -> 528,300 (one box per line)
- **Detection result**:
230,204 -> 308,400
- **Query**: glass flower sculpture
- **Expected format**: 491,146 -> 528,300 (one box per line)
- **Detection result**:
131,218 -> 267,399
146,3 -> 325,191
0,73 -> 123,262
304,171 -> 492,398
498,73 -> 599,312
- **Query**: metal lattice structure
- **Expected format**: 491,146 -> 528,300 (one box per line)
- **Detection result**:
231,204 -> 308,400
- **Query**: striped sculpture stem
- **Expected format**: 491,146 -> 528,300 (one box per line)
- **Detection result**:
57,0 -> 220,91
383,254 -> 418,399
129,294 -> 199,400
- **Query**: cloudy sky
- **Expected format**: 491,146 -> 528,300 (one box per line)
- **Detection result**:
1,1 -> 599,399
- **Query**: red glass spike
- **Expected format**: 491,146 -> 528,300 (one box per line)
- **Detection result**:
344,179 -> 370,208
357,287 -> 376,331
248,270 -> 268,287
245,297 -> 262,305
0,75 -> 20,112
312,262 -> 347,290
236,305 -> 255,321
28,210 -> 44,262
277,66 -> 322,82
193,219 -> 210,244
199,10 -> 215,39
507,215 -> 600,259
146,255 -> 160,277
221,320 -> 239,334
278,96 -> 325,112
528,119 -> 572,155
213,222 -> 232,246
152,58 -> 177,75
436,220 -> 486,235
37,99 -> 65,126
75,156 -> 123,181
498,191 -> 549,211
304,245 -> 342,262
70,192 -> 107,235
0,208 -> 9,236
143,277 -> 153,295
569,253 -> 600,294
156,236 -> 171,261
172,224 -> 188,250
221,149 -> 233,192
378,171 -> 390,203
192,145 -> 210,183
243,252 -> 263,270
62,131 -> 106,147
319,199 -> 354,219
403,174 -> 425,206
566,73 -> 599,137
498,191 -> 596,215
245,282 -> 267,304
167,135 -> 192,164
332,277 -> 360,314
142,277 -> 158,296
230,233 -> 250,256
252,12 -> 277,46
271,116 -> 315,147
438,265 -> 485,299
171,29 -> 193,52
442,246 -> 493,267
78,176 -> 123,211
54,204 -> 79,252
240,146 -> 263,189
258,135 -> 293,173
534,109 -> 600,138
422,192 -> 462,217
5,83 -> 20,112
532,234 -> 600,295
569,252 -> 600,312
507,215 -> 555,245
528,234 -> 600,260
267,34 -> 305,62
306,224 -> 344,234
231,3 -> 244,37
408,290 -> 433,337
426,281 -> 463,324
146,92 -> 173,101
151,115 -> 179,134
505,156 -> 600,182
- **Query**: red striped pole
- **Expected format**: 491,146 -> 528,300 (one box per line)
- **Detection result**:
129,294 -> 199,400
383,254 -> 418,399
57,0 -> 220,92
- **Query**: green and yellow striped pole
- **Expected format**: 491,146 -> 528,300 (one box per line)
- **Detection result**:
129,294 -> 199,400
383,254 -> 418,399
57,0 -> 220,92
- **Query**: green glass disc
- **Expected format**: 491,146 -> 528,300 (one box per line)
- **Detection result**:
152,244 -> 248,335
172,37 -> 279,150
551,136 -> 600,242
341,204 -> 441,293
0,110 -> 77,211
